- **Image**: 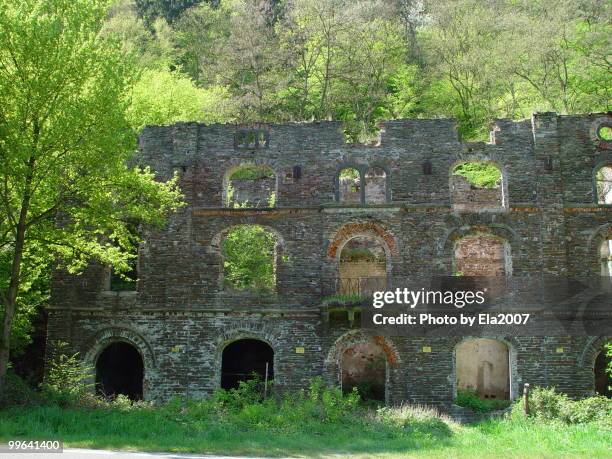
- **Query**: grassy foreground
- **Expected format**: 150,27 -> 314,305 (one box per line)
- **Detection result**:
1,389 -> 610,458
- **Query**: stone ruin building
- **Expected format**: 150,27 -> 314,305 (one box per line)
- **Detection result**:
48,112 -> 612,411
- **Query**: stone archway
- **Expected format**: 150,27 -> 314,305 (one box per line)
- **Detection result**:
221,339 -> 274,390
95,341 -> 144,400
325,330 -> 401,404
84,327 -> 155,400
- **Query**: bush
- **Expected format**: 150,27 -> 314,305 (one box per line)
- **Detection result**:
0,371 -> 41,408
511,386 -> 612,428
455,389 -> 511,413
41,341 -> 94,407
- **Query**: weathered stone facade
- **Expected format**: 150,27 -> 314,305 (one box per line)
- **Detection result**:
48,112 -> 612,408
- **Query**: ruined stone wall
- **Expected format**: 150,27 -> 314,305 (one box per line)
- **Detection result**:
48,112 -> 612,406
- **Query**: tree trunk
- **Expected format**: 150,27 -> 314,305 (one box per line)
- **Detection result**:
0,156 -> 35,395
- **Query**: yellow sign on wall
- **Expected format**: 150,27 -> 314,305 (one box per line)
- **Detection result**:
295,347 -> 305,354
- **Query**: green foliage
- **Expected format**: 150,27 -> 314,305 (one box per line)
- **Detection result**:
341,248 -> 380,262
455,389 -> 511,413
2,380 -> 612,457
229,165 -> 275,181
339,168 -> 360,180
511,386 -> 612,429
41,342 -> 94,407
453,162 -> 502,188
321,293 -> 364,306
128,69 -> 236,129
600,126 -> 612,141
222,225 -> 277,291
0,371 -> 42,408
0,0 -> 184,379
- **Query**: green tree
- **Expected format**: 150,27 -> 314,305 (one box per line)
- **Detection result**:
128,69 -> 236,129
222,225 -> 277,291
0,0 -> 183,392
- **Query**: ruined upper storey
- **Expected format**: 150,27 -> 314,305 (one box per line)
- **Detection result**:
137,112 -> 612,210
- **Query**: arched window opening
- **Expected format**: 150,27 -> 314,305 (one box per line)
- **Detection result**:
594,349 -> 611,398
96,342 -> 144,401
595,165 -> 612,205
451,162 -> 505,211
341,339 -> 386,402
226,164 -> 276,208
338,236 -> 387,296
339,168 -> 361,203
601,240 -> 612,277
222,225 -> 278,292
365,167 -> 387,204
456,338 -> 510,400
454,235 -> 511,277
221,339 -> 274,390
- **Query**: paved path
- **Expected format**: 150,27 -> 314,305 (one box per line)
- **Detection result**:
0,447 -> 293,459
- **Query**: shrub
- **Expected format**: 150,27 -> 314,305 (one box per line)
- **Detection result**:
41,341 -> 94,407
455,389 -> 511,413
0,371 -> 41,408
511,386 -> 612,428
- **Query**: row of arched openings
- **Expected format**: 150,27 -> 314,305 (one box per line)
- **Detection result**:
218,224 -> 611,294
222,162 -> 612,208
94,337 -> 611,402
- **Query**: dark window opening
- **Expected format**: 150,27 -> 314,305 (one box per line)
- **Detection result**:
221,339 -> 274,390
594,350 -> 611,398
96,342 -> 144,401
110,257 -> 138,291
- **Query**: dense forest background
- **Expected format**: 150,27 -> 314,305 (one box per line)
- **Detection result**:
111,0 -> 610,141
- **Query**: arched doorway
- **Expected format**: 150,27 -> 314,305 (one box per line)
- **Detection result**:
594,350 -> 611,397
341,339 -> 386,401
221,339 -> 274,390
455,338 -> 510,400
95,342 -> 144,400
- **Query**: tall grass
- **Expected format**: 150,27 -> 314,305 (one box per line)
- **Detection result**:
0,379 -> 610,458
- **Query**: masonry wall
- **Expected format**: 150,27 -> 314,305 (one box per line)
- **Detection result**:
48,112 -> 612,407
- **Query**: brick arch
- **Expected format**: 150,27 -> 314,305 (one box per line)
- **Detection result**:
450,335 -> 520,400
578,336 -> 611,369
586,223 -> 612,255
213,322 -> 280,388
324,330 -> 401,404
590,115 -> 612,150
440,225 -> 519,275
325,329 -> 401,365
83,327 -> 155,400
84,327 -> 155,369
327,221 -> 398,259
